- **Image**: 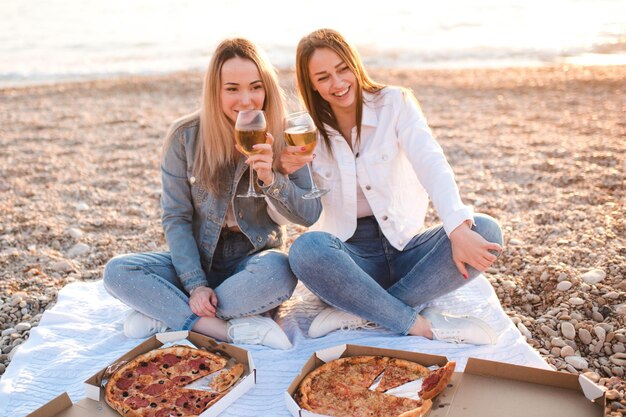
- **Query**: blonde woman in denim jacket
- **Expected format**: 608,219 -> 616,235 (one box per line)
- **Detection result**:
280,29 -> 503,345
103,38 -> 321,349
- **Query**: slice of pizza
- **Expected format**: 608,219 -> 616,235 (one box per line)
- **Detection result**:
209,363 -> 245,393
418,361 -> 456,400
374,358 -> 430,392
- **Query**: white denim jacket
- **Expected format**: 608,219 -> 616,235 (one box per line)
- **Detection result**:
310,87 -> 472,250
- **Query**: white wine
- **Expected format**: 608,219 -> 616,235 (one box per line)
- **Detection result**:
235,129 -> 266,155
285,126 -> 317,156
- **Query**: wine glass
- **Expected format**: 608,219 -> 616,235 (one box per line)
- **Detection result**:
284,111 -> 329,199
235,109 -> 267,198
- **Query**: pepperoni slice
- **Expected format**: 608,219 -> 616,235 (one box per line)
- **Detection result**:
115,377 -> 133,390
171,375 -> 191,386
144,383 -> 168,397
161,353 -> 182,367
175,392 -> 194,408
124,395 -> 150,410
155,407 -> 178,417
136,361 -> 160,375
188,358 -> 211,371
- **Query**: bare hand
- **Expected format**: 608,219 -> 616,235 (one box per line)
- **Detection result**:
189,286 -> 218,318
236,133 -> 275,185
277,146 -> 314,175
449,222 -> 503,278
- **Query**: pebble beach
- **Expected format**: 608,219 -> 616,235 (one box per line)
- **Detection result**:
0,65 -> 624,414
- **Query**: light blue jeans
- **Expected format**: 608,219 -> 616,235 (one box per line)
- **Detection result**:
288,214 -> 503,334
103,229 -> 297,330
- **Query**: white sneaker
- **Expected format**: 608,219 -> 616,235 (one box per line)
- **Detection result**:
123,310 -> 168,339
308,307 -> 378,338
421,307 -> 498,345
227,315 -> 292,350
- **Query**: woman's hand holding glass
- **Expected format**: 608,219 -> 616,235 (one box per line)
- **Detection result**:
283,111 -> 328,199
236,132 -> 276,186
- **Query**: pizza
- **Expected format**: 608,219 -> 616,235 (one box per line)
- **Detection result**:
418,361 -> 456,400
105,345 -> 244,417
296,355 -> 455,417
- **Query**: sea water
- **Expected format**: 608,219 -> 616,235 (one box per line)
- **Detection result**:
1,0 -> 624,86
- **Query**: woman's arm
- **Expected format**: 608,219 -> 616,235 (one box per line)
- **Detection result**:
161,128 -> 208,294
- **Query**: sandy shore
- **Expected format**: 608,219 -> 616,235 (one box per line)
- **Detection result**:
0,65 -> 624,413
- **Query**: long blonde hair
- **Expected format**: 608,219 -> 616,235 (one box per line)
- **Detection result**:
295,29 -> 384,149
165,38 -> 285,194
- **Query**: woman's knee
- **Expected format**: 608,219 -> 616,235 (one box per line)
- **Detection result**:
289,231 -> 336,268
103,254 -> 136,293
473,213 -> 503,246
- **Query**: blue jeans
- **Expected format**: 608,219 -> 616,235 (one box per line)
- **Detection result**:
103,229 -> 297,330
288,214 -> 503,334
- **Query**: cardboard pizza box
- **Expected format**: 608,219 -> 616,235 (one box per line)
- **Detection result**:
285,344 -> 606,417
26,330 -> 256,417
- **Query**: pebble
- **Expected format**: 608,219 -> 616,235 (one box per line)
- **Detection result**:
606,389 -> 621,400
1,328 -> 15,337
75,202 -> 90,211
15,323 -> 31,332
517,323 -> 532,339
581,269 -> 606,285
50,260 -> 74,273
561,322 -> 576,340
556,281 -> 573,291
582,371 -> 600,383
508,238 -> 523,246
592,311 -> 604,322
565,355 -> 589,370
67,227 -> 84,239
610,354 -> 626,367
596,326 -> 607,343
568,297 -> 585,305
561,345 -> 575,357
67,243 -> 91,258
579,328 -> 593,345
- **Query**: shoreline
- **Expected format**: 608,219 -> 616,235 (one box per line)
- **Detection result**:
2,60 -> 625,91
0,64 -> 624,414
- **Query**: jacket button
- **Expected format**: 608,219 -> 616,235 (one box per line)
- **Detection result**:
365,185 -> 371,191
189,176 -> 196,184
382,154 -> 388,161
238,211 -> 243,218
256,236 -> 263,243
382,215 -> 389,221
272,189 -> 279,196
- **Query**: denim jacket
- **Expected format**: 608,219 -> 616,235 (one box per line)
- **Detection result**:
161,116 -> 321,293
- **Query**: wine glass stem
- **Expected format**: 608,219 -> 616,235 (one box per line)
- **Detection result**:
306,163 -> 320,192
248,162 -> 256,194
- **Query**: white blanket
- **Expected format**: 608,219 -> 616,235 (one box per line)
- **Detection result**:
0,276 -> 549,417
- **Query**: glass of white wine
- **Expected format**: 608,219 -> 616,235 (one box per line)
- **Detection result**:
235,109 -> 267,198
284,111 -> 329,199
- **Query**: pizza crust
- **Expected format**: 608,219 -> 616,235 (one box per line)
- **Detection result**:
418,361 -> 456,400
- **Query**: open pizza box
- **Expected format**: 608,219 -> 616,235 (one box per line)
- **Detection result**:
285,344 -> 606,417
26,330 -> 256,417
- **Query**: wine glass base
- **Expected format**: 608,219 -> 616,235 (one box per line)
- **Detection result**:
302,188 -> 329,199
237,192 -> 266,198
